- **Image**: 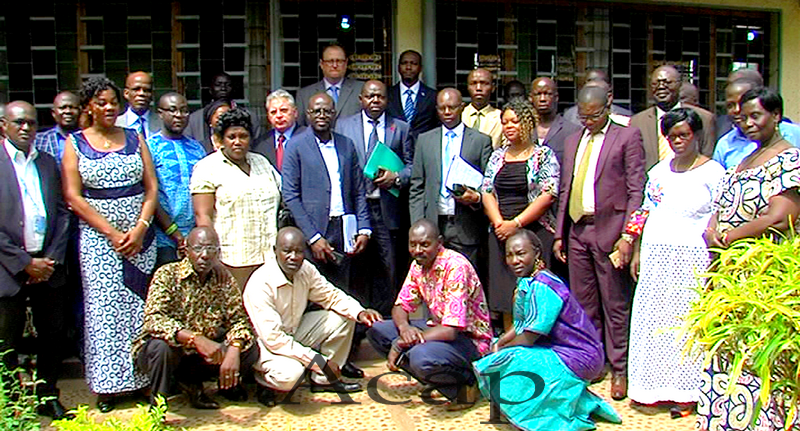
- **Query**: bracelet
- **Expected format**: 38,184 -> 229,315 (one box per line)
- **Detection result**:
138,218 -> 151,228
513,217 -> 522,228
228,339 -> 244,349
164,223 -> 178,236
621,233 -> 635,244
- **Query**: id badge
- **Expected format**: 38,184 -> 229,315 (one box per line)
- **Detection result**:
34,215 -> 46,234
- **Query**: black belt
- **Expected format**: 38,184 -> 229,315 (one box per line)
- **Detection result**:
574,215 -> 595,225
329,215 -> 342,222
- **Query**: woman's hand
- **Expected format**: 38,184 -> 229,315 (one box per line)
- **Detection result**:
116,223 -> 147,257
630,251 -> 640,281
494,221 -> 518,241
703,227 -> 725,249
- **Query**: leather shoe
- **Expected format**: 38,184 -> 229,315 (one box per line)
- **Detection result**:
309,380 -> 363,393
256,385 -> 277,407
610,373 -> 628,401
178,382 -> 220,409
38,399 -> 74,420
96,394 -> 116,413
340,362 -> 364,379
218,384 -> 248,402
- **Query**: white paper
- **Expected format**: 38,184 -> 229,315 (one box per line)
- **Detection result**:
342,214 -> 357,253
444,156 -> 484,192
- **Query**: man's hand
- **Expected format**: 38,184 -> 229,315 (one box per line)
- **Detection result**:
24,258 -> 55,282
374,169 -> 399,189
453,188 -> 481,206
310,237 -> 335,262
494,221 -> 518,242
612,237 -> 633,268
193,336 -> 225,365
351,234 -> 369,255
357,309 -> 383,327
398,325 -> 424,348
553,239 -> 567,263
218,346 -> 241,389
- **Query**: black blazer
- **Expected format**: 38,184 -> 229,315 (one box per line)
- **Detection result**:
387,82 -> 439,138
250,124 -> 307,172
0,143 -> 70,297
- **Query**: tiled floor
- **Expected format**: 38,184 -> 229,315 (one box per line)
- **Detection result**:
43,357 -> 696,431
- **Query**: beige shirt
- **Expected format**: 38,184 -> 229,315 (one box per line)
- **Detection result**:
572,120 -> 613,214
462,103 -> 504,149
190,150 -> 281,267
243,256 -> 365,365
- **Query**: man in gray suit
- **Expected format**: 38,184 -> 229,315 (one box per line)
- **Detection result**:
335,80 -> 415,315
115,71 -> 162,140
296,44 -> 363,128
409,88 -> 493,266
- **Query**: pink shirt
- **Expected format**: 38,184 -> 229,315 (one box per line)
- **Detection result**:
396,247 -> 492,354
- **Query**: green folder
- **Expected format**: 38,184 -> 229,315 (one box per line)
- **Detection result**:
363,142 -> 405,198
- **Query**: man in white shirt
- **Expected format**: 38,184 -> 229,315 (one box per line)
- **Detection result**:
115,71 -> 161,139
461,68 -> 503,148
296,44 -> 363,127
243,227 -> 382,405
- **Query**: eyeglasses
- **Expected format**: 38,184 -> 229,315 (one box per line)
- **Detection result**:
189,245 -> 220,254
322,59 -> 347,66
578,106 -> 608,122
159,107 -> 190,115
650,79 -> 678,89
308,108 -> 335,117
667,132 -> 694,142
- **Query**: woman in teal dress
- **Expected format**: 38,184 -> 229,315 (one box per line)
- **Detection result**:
473,230 -> 620,431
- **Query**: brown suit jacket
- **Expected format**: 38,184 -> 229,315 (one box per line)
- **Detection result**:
630,104 -> 715,171
554,122 -> 646,253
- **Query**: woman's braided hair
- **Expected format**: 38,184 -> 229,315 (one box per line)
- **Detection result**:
501,98 -> 538,145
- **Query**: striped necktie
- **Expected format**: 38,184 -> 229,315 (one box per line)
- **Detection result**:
404,89 -> 416,122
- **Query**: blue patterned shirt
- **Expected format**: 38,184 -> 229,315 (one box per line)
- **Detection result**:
147,131 -> 207,248
34,125 -> 73,168
713,121 -> 800,170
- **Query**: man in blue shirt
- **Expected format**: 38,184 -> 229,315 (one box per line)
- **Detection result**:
33,91 -> 80,167
148,92 -> 208,267
713,80 -> 800,170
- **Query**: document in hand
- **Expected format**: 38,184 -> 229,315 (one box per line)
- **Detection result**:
363,142 -> 405,198
342,214 -> 357,253
444,156 -> 483,192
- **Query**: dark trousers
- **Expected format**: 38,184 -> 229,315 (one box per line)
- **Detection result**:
308,216 -> 350,291
438,216 -> 479,268
367,319 -> 481,400
567,221 -> 631,374
137,338 -> 258,400
351,199 -> 396,315
155,247 -> 179,270
0,277 -> 66,397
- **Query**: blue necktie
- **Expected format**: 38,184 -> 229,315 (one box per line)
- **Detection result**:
404,89 -> 416,122
441,130 -> 457,197
136,116 -> 146,138
329,86 -> 339,104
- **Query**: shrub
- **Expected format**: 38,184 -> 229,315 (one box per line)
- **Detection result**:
0,349 -> 42,431
52,395 -> 178,431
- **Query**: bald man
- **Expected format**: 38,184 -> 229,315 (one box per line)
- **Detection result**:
0,101 -> 72,418
462,68 -> 503,148
553,87 -> 645,401
115,71 -> 162,139
34,91 -> 80,167
530,77 -> 582,164
630,65 -> 715,170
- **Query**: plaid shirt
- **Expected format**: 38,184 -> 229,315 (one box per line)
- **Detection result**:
190,150 -> 281,267
33,126 -> 71,168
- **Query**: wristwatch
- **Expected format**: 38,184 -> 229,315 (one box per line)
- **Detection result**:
620,233 -> 635,244
229,339 -> 244,349
393,176 -> 402,188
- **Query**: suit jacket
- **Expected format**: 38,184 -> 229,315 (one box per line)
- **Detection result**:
554,123 -> 646,254
250,124 -> 307,171
184,105 -> 265,154
541,114 -> 583,165
409,126 -> 493,246
0,143 -> 70,297
114,107 -> 163,138
295,78 -> 364,127
282,128 -> 371,243
334,113 -> 415,230
386,82 -> 439,138
630,104 -> 716,171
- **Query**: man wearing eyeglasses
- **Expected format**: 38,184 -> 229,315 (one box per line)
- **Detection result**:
553,86 -> 645,402
133,226 -> 260,410
630,65 -> 715,170
115,71 -> 162,140
147,92 -> 207,268
295,44 -> 364,127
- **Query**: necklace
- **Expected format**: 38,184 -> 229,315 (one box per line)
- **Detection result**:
103,139 -> 112,149
672,154 -> 699,172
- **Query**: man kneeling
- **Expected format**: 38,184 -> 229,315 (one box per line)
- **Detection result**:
367,219 -> 492,409
243,227 -> 382,406
133,227 -> 260,409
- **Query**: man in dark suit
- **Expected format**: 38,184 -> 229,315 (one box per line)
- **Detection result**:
386,50 -> 438,138
334,80 -> 415,315
409,88 -> 493,266
251,89 -> 305,172
0,101 -> 71,419
115,71 -> 162,140
630,65 -> 715,170
553,87 -> 645,401
296,45 -> 363,128
529,77 -> 582,165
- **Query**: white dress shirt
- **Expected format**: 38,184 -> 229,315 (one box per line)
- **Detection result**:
572,120 -> 613,215
4,139 -> 47,253
315,135 -> 346,217
399,81 -> 421,107
117,107 -> 154,139
438,123 -> 466,216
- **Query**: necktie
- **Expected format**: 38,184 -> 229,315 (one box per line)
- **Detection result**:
136,116 -> 146,138
441,130 -> 457,197
329,86 -> 339,104
568,134 -> 596,223
276,134 -> 286,171
367,119 -> 379,154
404,89 -> 416,122
473,111 -> 482,131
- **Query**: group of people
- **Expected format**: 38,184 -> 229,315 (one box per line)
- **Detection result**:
0,40 -> 797,431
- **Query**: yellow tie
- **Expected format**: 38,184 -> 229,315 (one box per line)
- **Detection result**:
473,111 -> 482,130
569,135 -> 596,223
657,128 -> 674,161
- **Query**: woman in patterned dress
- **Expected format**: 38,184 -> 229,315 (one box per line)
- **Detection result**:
699,88 -> 800,430
625,108 -> 725,416
62,77 -> 158,412
480,98 -> 560,318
